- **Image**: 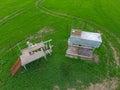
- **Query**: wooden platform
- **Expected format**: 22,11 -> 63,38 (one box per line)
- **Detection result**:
20,50 -> 46,66
20,42 -> 47,67
11,40 -> 53,77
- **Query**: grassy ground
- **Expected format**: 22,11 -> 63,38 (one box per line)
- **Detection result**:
0,0 -> 120,90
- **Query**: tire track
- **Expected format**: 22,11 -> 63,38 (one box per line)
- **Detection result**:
103,35 -> 119,68
35,0 -> 45,7
0,6 -> 33,55
103,44 -> 110,76
36,0 -> 120,45
34,0 -> 120,89
2,0 -> 119,68
93,0 -> 120,67
4,0 -> 118,63
35,0 -> 87,21
0,8 -> 25,25
98,28 -> 120,68
35,0 -> 120,67
93,0 -> 120,44
108,42 -> 120,67
0,8 -> 26,55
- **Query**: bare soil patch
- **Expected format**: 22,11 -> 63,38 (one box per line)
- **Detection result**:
53,85 -> 60,90
93,55 -> 99,63
67,88 -> 76,90
86,77 -> 119,90
26,27 -> 55,41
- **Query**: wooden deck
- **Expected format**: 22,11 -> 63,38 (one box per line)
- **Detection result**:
20,42 -> 46,66
20,51 -> 46,66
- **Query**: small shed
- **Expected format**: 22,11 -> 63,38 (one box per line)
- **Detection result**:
66,29 -> 102,59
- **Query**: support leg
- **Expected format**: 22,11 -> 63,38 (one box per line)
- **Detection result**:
47,50 -> 51,55
23,65 -> 27,70
44,55 -> 47,61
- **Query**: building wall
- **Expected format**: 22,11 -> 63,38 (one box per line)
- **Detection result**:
69,37 -> 102,48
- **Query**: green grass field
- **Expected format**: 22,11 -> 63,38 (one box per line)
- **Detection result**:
0,0 -> 120,90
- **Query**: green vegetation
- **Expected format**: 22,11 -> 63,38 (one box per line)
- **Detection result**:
0,0 -> 120,90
